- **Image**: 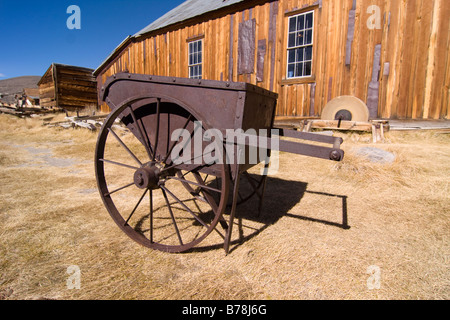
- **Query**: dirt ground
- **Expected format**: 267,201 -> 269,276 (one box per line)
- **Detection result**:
0,113 -> 448,300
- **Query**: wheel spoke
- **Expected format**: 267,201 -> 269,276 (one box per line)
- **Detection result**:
125,188 -> 148,226
162,114 -> 193,164
129,106 -> 153,160
161,185 -> 209,230
166,176 -> 222,194
192,174 -> 226,238
162,120 -> 202,168
153,98 -> 161,161
193,173 -> 219,212
104,182 -> 135,197
178,165 -> 209,181
160,149 -> 214,174
99,158 -> 140,170
140,119 -> 153,161
107,127 -> 142,166
161,188 -> 184,246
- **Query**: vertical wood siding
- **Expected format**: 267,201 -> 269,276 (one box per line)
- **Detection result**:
97,0 -> 449,120
40,64 -> 97,111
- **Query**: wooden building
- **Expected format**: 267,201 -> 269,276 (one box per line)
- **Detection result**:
38,63 -> 98,112
94,0 -> 450,120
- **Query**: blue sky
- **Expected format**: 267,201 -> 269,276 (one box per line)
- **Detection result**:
0,0 -> 185,79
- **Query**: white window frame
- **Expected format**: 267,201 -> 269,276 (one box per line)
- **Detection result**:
188,39 -> 203,79
286,10 -> 314,79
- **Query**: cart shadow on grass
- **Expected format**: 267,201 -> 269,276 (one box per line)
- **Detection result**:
131,173 -> 350,254
219,174 -> 349,254
174,173 -> 350,254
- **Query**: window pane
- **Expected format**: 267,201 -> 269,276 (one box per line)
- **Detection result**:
198,40 -> 202,52
305,29 -> 313,45
305,46 -> 312,60
288,63 -> 295,78
306,13 -> 313,28
295,63 -> 303,77
296,48 -> 304,62
296,31 -> 304,46
297,15 -> 304,31
198,51 -> 202,63
289,16 -> 297,32
304,61 -> 312,76
288,49 -> 296,63
199,65 -> 202,78
288,33 -> 296,48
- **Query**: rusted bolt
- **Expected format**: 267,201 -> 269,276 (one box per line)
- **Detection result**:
329,150 -> 342,161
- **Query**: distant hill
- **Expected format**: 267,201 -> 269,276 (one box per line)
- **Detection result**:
0,76 -> 41,104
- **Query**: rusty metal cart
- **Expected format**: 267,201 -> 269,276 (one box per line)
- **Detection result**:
95,73 -> 344,254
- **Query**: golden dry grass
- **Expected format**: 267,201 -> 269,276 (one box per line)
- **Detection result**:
0,113 -> 448,300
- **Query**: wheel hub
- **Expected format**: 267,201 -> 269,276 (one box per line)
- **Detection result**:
134,165 -> 160,190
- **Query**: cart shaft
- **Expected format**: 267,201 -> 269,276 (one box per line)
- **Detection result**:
227,128 -> 344,163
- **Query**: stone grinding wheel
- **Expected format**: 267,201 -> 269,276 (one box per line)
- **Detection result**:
321,96 -> 370,122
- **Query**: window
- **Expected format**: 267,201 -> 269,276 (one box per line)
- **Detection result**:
188,39 -> 203,79
287,11 -> 314,79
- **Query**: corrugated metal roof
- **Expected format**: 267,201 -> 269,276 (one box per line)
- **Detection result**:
94,0 -> 249,75
134,0 -> 245,36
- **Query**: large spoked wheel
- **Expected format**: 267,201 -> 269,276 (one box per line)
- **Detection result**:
95,96 -> 230,253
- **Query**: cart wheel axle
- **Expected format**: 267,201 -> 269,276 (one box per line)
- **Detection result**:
133,165 -> 161,190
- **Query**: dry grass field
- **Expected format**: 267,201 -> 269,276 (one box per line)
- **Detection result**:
0,113 -> 448,300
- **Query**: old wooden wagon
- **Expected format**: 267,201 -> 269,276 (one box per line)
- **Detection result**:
95,73 -> 344,253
